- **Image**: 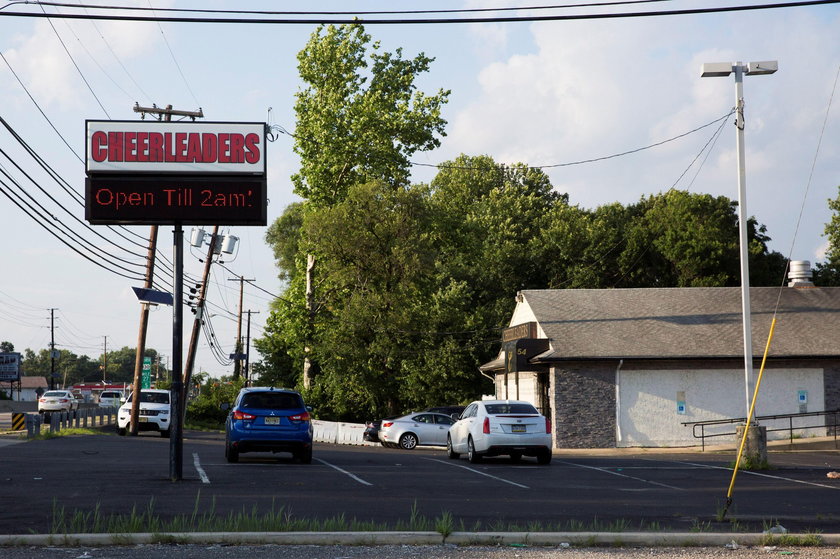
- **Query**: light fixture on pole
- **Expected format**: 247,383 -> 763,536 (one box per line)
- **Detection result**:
700,60 -> 777,418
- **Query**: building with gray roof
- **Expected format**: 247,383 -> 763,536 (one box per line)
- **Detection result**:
481,285 -> 840,448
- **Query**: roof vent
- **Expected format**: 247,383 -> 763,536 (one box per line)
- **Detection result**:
788,260 -> 814,287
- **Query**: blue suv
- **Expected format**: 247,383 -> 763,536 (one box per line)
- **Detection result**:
224,387 -> 313,464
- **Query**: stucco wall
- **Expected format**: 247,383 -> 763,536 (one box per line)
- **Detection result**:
494,371 -> 539,405
551,365 -> 616,448
617,366 -> 825,447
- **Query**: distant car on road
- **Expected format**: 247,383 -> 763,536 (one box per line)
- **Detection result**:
38,390 -> 79,414
116,389 -> 171,437
98,390 -> 123,408
379,412 -> 457,450
447,400 -> 552,465
424,405 -> 466,419
363,415 -> 399,443
223,387 -> 313,464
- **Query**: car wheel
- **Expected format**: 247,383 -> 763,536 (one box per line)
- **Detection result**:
225,440 -> 239,463
467,437 -> 481,463
399,433 -> 418,450
510,452 -> 522,463
117,426 -> 126,436
537,449 -> 552,465
296,445 -> 313,464
160,428 -> 171,439
447,435 -> 460,459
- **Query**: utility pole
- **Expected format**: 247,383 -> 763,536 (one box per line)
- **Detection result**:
243,310 -> 260,385
183,225 -> 219,420
102,336 -> 108,382
49,308 -> 57,390
129,223 -> 158,435
303,254 -> 316,389
127,104 -> 202,460
228,276 -> 254,379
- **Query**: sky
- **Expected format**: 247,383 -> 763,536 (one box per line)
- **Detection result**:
0,1 -> 838,382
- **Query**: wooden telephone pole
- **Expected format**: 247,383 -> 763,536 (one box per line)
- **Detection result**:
228,275 -> 254,379
129,103 -> 203,437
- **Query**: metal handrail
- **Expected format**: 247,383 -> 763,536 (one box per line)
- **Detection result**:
682,409 -> 840,451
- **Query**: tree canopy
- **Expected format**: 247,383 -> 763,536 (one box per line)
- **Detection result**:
255,23 -> 791,423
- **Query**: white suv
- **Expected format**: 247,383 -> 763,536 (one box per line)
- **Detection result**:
117,389 -> 171,437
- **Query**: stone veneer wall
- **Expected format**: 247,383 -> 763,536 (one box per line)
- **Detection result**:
552,364 -> 616,448
824,363 -> 840,436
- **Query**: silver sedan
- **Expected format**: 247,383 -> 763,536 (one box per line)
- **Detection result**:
378,412 -> 457,450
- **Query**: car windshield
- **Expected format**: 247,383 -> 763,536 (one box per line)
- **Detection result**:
241,392 -> 302,410
127,392 -> 169,404
484,403 -> 539,415
43,391 -> 67,398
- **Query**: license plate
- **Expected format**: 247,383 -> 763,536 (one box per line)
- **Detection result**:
139,417 -> 148,423
511,424 -> 526,433
265,417 -> 280,425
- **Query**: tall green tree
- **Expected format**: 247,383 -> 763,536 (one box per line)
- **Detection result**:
814,186 -> 840,285
292,24 -> 449,207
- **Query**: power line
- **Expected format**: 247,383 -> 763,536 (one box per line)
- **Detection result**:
37,3 -> 111,117
3,1 -> 838,24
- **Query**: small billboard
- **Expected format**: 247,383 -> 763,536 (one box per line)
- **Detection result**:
0,352 -> 22,382
84,120 -> 267,226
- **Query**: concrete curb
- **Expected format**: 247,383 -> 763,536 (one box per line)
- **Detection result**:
0,531 -> 838,547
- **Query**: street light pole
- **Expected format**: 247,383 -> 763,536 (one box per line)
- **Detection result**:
701,60 -> 777,419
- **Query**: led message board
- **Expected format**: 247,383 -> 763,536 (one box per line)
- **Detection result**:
85,120 -> 267,225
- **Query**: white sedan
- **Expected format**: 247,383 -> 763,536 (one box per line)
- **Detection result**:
38,390 -> 79,414
447,400 -> 552,464
378,412 -> 457,450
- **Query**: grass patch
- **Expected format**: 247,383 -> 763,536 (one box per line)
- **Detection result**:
46,495 -> 824,539
28,427 -> 108,441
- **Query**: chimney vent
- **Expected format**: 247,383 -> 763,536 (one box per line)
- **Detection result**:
788,260 -> 814,287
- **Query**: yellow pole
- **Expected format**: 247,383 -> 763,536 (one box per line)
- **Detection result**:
722,317 -> 777,517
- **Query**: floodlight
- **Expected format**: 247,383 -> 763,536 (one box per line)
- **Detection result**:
700,62 -> 733,77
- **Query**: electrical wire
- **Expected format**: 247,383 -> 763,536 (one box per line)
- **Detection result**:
37,3 -> 111,117
145,0 -> 201,108
2,1 -> 838,24
13,0 -> 677,17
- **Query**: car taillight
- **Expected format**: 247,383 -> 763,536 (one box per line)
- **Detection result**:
59,399 -> 69,403
545,417 -> 552,434
382,421 -> 393,428
483,417 -> 490,434
290,411 -> 311,422
233,410 -> 255,420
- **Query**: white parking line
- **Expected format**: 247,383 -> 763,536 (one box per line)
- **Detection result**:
315,458 -> 373,486
193,452 -> 210,484
426,458 -> 530,489
677,459 -> 840,490
556,460 -> 684,491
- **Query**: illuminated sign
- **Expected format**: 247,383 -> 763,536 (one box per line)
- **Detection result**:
85,120 -> 267,225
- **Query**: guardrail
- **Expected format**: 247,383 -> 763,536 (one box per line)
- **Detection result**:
312,419 -> 376,446
17,408 -> 118,438
682,409 -> 840,451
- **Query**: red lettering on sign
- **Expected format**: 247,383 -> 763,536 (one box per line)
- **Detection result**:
244,133 -> 260,164
108,131 -> 123,162
91,131 -> 107,162
217,133 -> 230,163
124,132 -> 137,162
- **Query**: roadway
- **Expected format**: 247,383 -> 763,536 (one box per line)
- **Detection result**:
2,427 -> 840,536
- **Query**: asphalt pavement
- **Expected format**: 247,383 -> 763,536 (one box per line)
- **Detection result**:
1,424 -> 839,550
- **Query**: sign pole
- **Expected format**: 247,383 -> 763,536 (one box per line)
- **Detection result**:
170,223 -> 184,481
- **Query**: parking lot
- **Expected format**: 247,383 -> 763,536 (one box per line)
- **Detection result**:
2,427 -> 840,536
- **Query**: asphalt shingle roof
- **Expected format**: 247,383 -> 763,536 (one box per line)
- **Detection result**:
521,287 -> 840,360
